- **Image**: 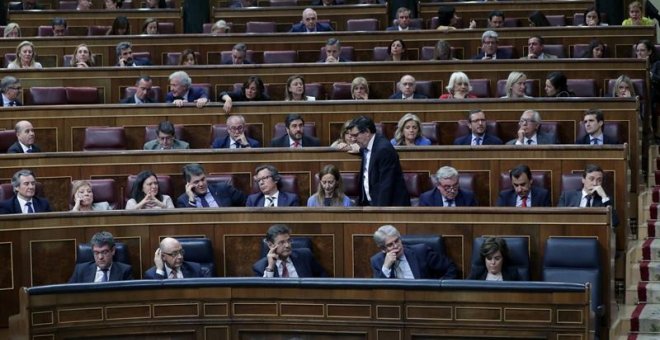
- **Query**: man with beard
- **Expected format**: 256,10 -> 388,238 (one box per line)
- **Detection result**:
496,164 -> 551,207
115,42 -> 152,66
253,224 -> 327,277
176,163 -> 245,208
453,109 -> 503,145
270,114 -> 320,148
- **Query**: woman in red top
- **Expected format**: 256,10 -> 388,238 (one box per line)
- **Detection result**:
440,71 -> 478,99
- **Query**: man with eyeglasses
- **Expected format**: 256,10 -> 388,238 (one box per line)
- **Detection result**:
246,164 -> 300,207
121,76 -> 156,104
496,164 -> 551,207
389,74 -> 427,100
471,30 -> 510,60
1,76 -> 23,107
290,8 -> 333,33
176,163 -> 246,208
212,115 -> 261,149
506,109 -> 558,145
370,225 -> 456,279
453,109 -> 503,145
143,120 -> 189,150
68,231 -> 133,283
419,166 -> 477,207
145,237 -> 209,279
253,224 -> 327,277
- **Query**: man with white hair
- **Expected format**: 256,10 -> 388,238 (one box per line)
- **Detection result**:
165,71 -> 209,108
419,166 -> 477,206
471,30 -> 511,60
506,109 -> 558,145
290,8 -> 333,32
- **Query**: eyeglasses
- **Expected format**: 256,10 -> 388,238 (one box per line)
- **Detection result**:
441,184 -> 459,192
8,86 -> 21,90
254,175 -> 273,183
519,118 -> 538,125
228,125 -> 245,132
401,82 -> 415,87
162,249 -> 185,257
384,237 -> 401,250
93,250 -> 112,257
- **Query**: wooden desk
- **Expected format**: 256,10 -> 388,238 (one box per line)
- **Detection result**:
0,208 -> 609,333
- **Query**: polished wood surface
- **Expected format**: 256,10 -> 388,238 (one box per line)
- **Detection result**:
0,208 -> 608,333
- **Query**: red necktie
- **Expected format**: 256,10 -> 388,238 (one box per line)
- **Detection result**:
521,197 -> 527,207
281,261 -> 289,277
292,141 -> 300,148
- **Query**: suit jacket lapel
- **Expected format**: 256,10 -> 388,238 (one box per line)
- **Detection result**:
433,189 -> 444,206
404,248 -> 421,279
86,263 -> 97,282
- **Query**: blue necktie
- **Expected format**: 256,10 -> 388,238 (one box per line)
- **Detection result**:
199,194 -> 210,207
591,138 -> 600,145
101,269 -> 109,282
25,201 -> 34,213
474,137 -> 482,145
26,147 -> 33,153
526,139 -> 533,145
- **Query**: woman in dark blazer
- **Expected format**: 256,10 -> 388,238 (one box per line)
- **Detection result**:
467,237 -> 521,281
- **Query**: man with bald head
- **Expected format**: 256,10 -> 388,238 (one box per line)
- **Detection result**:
290,8 -> 333,32
389,75 -> 428,100
8,120 -> 40,153
144,237 -> 211,279
505,110 -> 559,145
212,114 -> 261,149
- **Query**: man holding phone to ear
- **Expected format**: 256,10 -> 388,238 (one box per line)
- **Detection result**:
144,237 -> 210,279
253,224 -> 327,278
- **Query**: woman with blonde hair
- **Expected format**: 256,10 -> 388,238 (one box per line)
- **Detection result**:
612,75 -> 637,98
440,71 -> 476,99
8,41 -> 42,69
70,44 -> 95,67
391,113 -> 432,146
331,120 -> 360,153
4,23 -> 21,38
71,180 -> 112,212
351,76 -> 369,100
502,71 -> 531,98
307,164 -> 352,207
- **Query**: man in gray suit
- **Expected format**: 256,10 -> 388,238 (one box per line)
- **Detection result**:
143,120 -> 189,150
557,164 -> 618,227
521,36 -> 558,60
506,110 -> 558,145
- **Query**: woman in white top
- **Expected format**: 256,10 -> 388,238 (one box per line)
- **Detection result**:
8,41 -> 42,69
285,75 -> 316,101
125,170 -> 174,209
70,180 -> 112,212
501,71 -> 532,99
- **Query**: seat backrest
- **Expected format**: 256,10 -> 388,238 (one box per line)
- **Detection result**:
372,46 -> 389,61
499,171 -> 550,192
71,178 -> 119,209
421,122 -> 440,144
178,238 -> 216,277
158,22 -> 175,34
543,44 -> 565,58
496,79 -> 538,97
125,174 -> 173,203
65,87 -> 100,104
319,46 -> 354,62
27,87 -> 68,105
88,25 -> 111,36
209,123 -> 262,147
401,234 -> 445,260
144,124 -> 184,144
469,236 -> 530,280
246,21 -> 277,33
259,236 -> 312,258
59,0 -> 77,9
331,82 -> 352,100
403,172 -> 429,206
191,83 -> 212,99
504,18 -> 520,27
124,86 -> 162,103
0,130 -> 17,153
77,242 -> 131,265
37,26 -> 54,37
576,121 -> 623,145
263,50 -> 297,64
469,79 -> 491,98
83,127 -> 128,151
269,0 -> 297,6
305,83 -> 325,100
496,45 -> 516,59
567,79 -> 598,97
4,53 -> 16,68
346,18 -> 379,31
539,121 -> 560,142
545,15 -> 566,26
132,52 -> 151,65
273,122 -> 316,139
251,174 -> 299,195
413,80 -> 437,98
0,183 -> 14,201
454,120 -> 499,141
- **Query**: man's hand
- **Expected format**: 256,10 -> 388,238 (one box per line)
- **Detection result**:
383,250 -> 398,269
185,182 -> 195,201
195,97 -> 209,108
266,244 -> 278,271
517,127 -> 525,143
222,96 -> 233,113
173,99 -> 184,107
154,248 -> 164,271
592,185 -> 608,200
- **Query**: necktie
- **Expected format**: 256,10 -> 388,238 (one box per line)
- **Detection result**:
521,197 -> 527,207
9,101 -> 15,106
585,195 -> 592,207
169,268 -> 178,279
101,269 -> 109,282
390,261 -> 398,278
446,199 -> 455,207
266,196 -> 275,207
199,194 -> 209,207
474,137 -> 482,145
591,138 -> 600,145
26,147 -> 33,153
292,141 -> 301,148
281,260 -> 289,277
234,142 -> 242,148
526,139 -> 533,145
25,201 -> 34,213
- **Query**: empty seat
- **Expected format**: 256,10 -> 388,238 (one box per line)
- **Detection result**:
70,179 -> 119,209
420,122 -> 440,145
178,238 -> 216,277
403,172 -> 428,206
469,236 -> 530,280
495,45 -> 516,59
346,18 -> 379,31
543,44 -> 565,58
131,52 -> 152,65
124,86 -> 162,103
305,83 -> 325,100
144,124 -> 184,144
0,130 -> 17,152
273,122 -> 316,139
372,47 -> 389,61
4,53 -> 15,68
37,26 -> 56,37
246,21 -> 277,33
496,79 -> 539,97
65,87 -> 100,104
263,50 -> 297,64
77,242 -> 130,265
59,0 -> 77,9
469,79 -> 491,98
157,22 -> 175,34
414,80 -> 436,98
190,83 -> 212,99
88,26 -> 111,36
546,15 -> 566,26
319,46 -> 354,62
503,18 -> 520,27
567,79 -> 598,97
27,87 -> 67,105
330,82 -> 352,100
83,127 -> 128,151
269,0 -> 297,6
420,45 -> 458,60
125,174 -> 173,204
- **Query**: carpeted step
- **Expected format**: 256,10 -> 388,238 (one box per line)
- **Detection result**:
641,240 -> 660,261
653,187 -> 660,204
639,261 -> 660,281
652,205 -> 660,220
629,303 -> 660,333
628,334 -> 660,339
636,282 -> 660,303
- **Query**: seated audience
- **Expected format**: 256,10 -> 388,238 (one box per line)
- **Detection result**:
577,108 -> 620,144
4,23 -> 21,38
0,169 -> 52,214
390,113 -> 432,146
115,41 -> 151,66
307,164 -> 352,207
224,43 -> 250,65
290,8 -> 333,33
77,0 -> 92,10
145,0 -> 167,8
270,113 -> 321,148
351,76 -> 369,100
432,40 -> 456,61
121,76 -> 155,104
331,120 -> 360,153
622,1 -> 656,26
544,72 -> 574,97
453,109 -> 503,145
319,38 -> 349,63
472,30 -> 509,60
440,72 -> 477,99
71,180 -> 112,211
557,164 -> 619,226
176,163 -> 246,208
467,237 -> 520,281
211,20 -> 229,34
387,7 -> 415,31
370,225 -> 457,279
506,109 -> 559,145
419,166 -> 477,207
1,76 -> 23,107
386,39 -> 408,61
142,17 -> 159,35
8,120 -> 40,153
8,41 -> 42,69
390,74 -> 427,100
104,0 -> 123,9
126,170 -> 175,209
580,39 -> 605,58
487,10 -> 505,28
70,44 -> 95,68
144,237 -> 211,279
68,231 -> 133,283
253,224 -> 327,277
436,6 -> 460,31
166,71 -> 209,108
312,0 -> 343,6
247,164 -> 300,207
9,0 -> 42,10
502,71 -> 531,99
285,75 -> 315,101
230,0 -> 255,8
179,48 -> 198,66
51,18 -> 67,36
496,164 -> 551,207
528,10 -> 551,27
521,35 -> 557,59
612,75 -> 637,98
212,114 -> 261,149
107,16 -> 130,35
581,6 -> 608,26
219,75 -> 270,113
144,120 -> 189,150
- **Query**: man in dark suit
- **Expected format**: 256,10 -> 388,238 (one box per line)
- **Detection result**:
348,116 -> 411,206
115,41 -> 152,67
270,113 -> 321,148
144,237 -> 210,279
9,0 -> 42,10
576,108 -> 620,145
496,164 -> 551,207
212,114 -> 261,149
453,109 -> 503,145
386,7 -> 416,31
253,224 -> 327,277
506,110 -> 559,145
68,231 -> 133,283
246,164 -> 300,207
389,74 -> 428,100
0,169 -> 52,214
176,163 -> 246,208
370,225 -> 456,279
121,76 -> 156,104
471,30 -> 512,60
1,76 -> 23,107
223,43 -> 252,65
290,8 -> 334,32
318,38 -> 350,63
7,120 -> 41,153
558,164 -> 619,227
419,166 -> 478,207
143,120 -> 189,150
166,71 -> 209,108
